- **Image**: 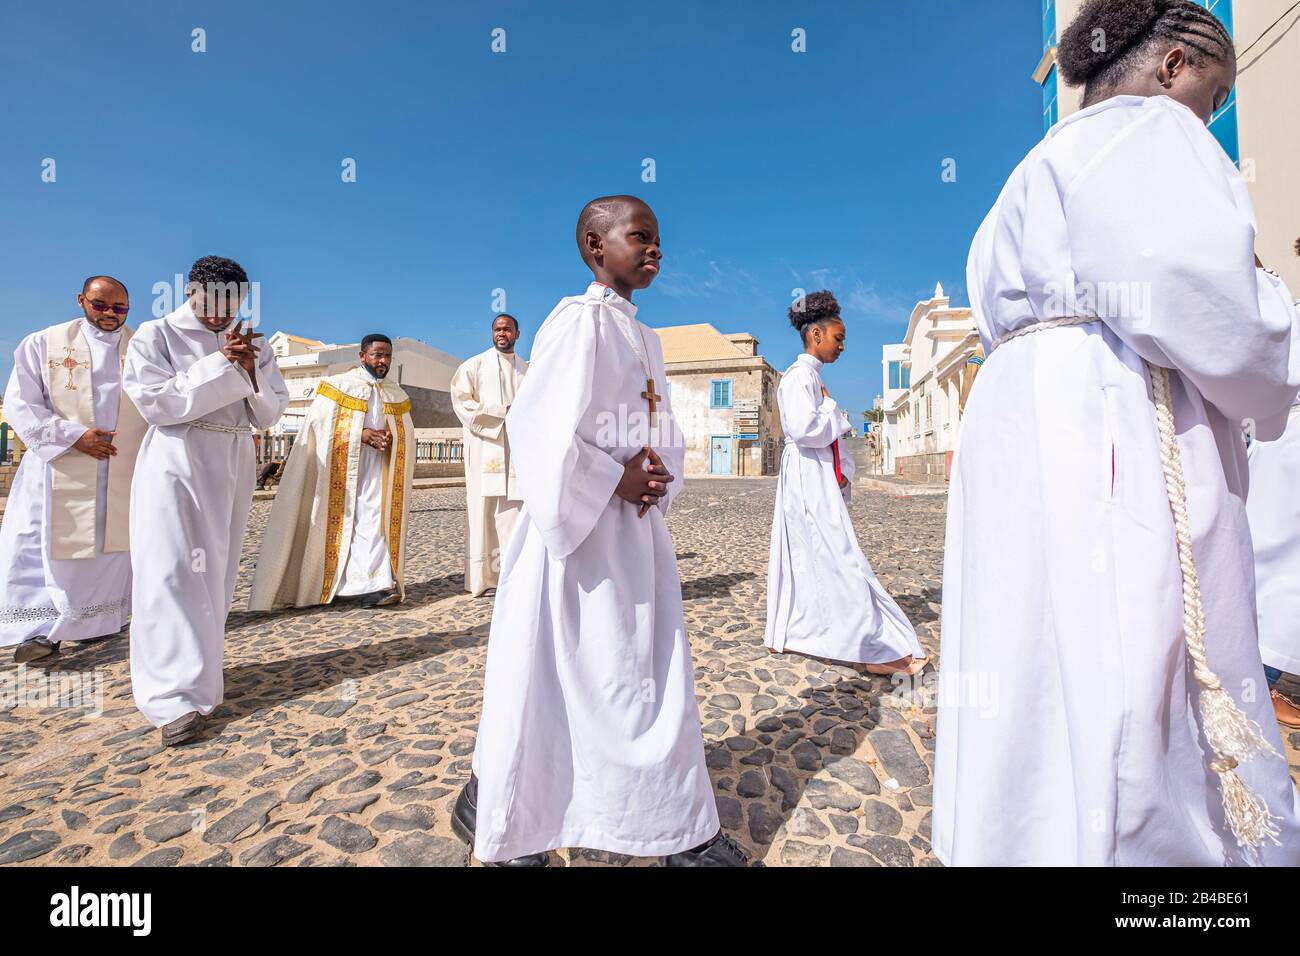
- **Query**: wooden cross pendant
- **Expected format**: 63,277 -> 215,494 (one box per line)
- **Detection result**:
642,377 -> 662,421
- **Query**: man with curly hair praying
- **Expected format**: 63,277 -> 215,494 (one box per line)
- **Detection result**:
124,256 -> 288,747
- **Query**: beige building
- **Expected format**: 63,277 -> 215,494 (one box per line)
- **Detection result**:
1037,0 -> 1299,292
654,324 -> 783,477
882,285 -> 982,482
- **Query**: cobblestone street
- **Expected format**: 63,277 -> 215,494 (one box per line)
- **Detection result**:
2,479 -> 1295,867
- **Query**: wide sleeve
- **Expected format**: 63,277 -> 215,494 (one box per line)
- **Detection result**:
505,302 -> 624,558
837,412 -> 857,484
1064,104 -> 1300,441
450,356 -> 507,440
780,369 -> 843,448
646,328 -> 684,515
123,328 -> 255,426
3,334 -> 87,463
244,338 -> 289,429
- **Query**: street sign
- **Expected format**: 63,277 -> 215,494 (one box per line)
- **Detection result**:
737,433 -> 758,440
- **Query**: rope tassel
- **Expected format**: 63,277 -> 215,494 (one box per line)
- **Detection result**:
1147,361 -> 1282,855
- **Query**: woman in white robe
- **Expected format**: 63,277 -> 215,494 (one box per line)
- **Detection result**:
764,292 -> 922,669
934,0 -> 1300,866
1246,400 -> 1300,726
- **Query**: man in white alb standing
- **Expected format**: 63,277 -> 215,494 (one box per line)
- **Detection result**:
450,314 -> 527,596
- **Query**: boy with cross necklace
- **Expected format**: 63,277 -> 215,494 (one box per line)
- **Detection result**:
452,195 -> 748,866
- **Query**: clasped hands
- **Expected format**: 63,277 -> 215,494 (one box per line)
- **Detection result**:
615,446 -> 674,517
362,427 -> 392,452
220,322 -> 260,376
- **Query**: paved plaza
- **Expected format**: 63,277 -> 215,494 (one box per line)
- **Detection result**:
1,479 -> 1296,867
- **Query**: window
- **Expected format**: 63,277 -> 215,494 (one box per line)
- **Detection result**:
888,361 -> 910,391
925,394 -> 932,425
710,379 -> 732,409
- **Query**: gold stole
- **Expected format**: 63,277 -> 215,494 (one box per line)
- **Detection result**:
45,320 -> 146,559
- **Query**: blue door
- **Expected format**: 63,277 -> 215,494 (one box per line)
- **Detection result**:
709,436 -> 732,475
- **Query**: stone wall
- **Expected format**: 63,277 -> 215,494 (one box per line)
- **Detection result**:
0,465 -> 16,496
896,451 -> 949,483
414,461 -> 464,480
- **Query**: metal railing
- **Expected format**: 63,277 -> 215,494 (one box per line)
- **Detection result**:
416,439 -> 463,463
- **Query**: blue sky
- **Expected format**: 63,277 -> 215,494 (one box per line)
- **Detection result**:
0,1 -> 1042,415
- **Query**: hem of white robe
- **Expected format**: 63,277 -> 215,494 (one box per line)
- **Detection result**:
0,609 -> 129,647
765,630 -> 921,665
1261,645 -> 1300,676
337,571 -> 394,597
464,557 -> 498,596
474,812 -> 721,863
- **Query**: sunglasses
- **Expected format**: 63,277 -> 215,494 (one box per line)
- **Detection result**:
87,300 -> 130,316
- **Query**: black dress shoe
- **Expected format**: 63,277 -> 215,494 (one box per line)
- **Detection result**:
664,830 -> 751,867
160,711 -> 205,747
450,780 -> 550,867
13,637 -> 58,664
359,588 -> 401,609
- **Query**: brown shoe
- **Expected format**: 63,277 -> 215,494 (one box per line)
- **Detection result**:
161,711 -> 205,747
13,637 -> 58,664
1272,689 -> 1300,729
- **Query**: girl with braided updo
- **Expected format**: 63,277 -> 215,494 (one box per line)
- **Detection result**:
934,0 -> 1300,866
763,290 -> 925,675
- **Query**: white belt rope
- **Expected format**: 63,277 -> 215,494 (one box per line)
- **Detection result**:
991,316 -> 1280,855
189,419 -> 253,436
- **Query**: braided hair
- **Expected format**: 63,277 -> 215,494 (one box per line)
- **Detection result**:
1058,0 -> 1233,97
789,290 -> 842,343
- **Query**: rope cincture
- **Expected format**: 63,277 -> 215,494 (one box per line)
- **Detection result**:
992,317 -> 1282,857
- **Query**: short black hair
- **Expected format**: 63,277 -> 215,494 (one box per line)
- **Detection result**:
82,275 -> 128,298
575,195 -> 653,266
188,255 -> 249,289
492,313 -> 519,331
360,333 -> 392,352
789,290 -> 842,343
1058,0 -> 1233,95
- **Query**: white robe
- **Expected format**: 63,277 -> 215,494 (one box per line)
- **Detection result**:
337,370 -> 396,597
0,323 -> 132,645
1247,403 -> 1300,675
124,302 -> 288,727
470,282 -> 719,862
934,95 -> 1300,866
450,347 -> 527,596
764,353 -> 920,663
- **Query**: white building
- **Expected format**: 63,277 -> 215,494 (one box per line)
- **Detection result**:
880,284 -> 982,482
